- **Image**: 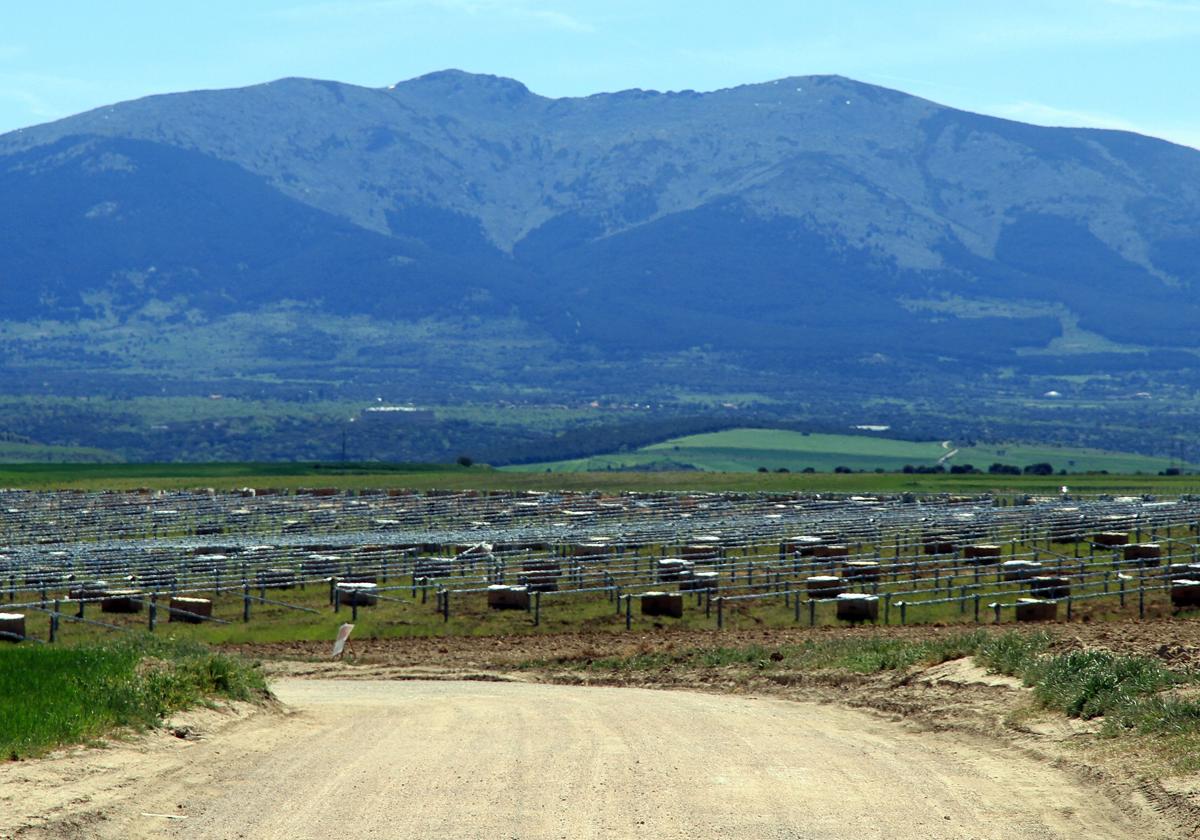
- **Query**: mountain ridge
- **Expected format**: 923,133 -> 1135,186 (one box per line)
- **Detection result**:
6,70 -> 1194,260
1,70 -> 1199,457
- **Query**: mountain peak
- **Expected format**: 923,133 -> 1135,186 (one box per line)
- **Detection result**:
390,69 -> 540,107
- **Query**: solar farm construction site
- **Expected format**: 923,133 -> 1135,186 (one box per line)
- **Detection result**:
2,487 -> 1200,641
5,487 -> 1200,840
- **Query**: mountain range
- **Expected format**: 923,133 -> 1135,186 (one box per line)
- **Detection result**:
1,70 -> 1198,460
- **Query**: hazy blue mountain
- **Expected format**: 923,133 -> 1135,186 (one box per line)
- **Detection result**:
1,70 -> 1198,401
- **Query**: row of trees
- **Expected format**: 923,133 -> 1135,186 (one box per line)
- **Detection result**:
902,462 -> 1058,475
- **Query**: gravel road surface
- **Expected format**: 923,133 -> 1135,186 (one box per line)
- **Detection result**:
2,678 -> 1166,839
168,679 -> 1150,839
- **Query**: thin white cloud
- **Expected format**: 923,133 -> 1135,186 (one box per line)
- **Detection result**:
957,13 -> 1200,51
0,71 -> 117,129
992,100 -> 1143,131
992,100 -> 1200,149
676,2 -> 1200,80
269,0 -> 592,32
1102,0 -> 1200,11
0,88 -> 59,121
0,44 -> 28,62
514,7 -> 591,32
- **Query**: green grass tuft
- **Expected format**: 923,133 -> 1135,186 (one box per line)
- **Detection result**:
576,631 -> 987,675
976,630 -> 1051,676
1029,650 -> 1183,720
0,635 -> 268,760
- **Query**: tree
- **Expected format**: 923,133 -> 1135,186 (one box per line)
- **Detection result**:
456,455 -> 474,467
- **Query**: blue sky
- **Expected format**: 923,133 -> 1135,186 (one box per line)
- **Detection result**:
2,0 -> 1198,147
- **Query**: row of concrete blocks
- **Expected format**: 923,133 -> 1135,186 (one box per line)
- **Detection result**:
780,536 -> 1162,565
0,596 -> 215,642
65,585 -> 214,620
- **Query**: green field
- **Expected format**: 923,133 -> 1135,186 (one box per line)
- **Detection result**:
0,441 -> 121,463
509,428 -> 1189,475
3,459 -> 1200,494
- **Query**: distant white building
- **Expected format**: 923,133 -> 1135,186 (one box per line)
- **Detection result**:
360,405 -> 435,425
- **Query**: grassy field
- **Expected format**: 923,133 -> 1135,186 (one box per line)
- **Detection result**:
509,428 -> 1189,475
0,636 -> 267,759
0,441 -> 121,463
3,460 -> 1200,494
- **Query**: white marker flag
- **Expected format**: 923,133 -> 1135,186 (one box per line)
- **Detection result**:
332,622 -> 355,658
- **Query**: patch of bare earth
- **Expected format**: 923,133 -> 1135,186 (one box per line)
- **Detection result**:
0,702 -> 269,840
0,680 -> 1173,839
233,617 -> 1200,835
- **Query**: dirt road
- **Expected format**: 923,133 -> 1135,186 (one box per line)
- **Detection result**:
3,678 -> 1167,839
